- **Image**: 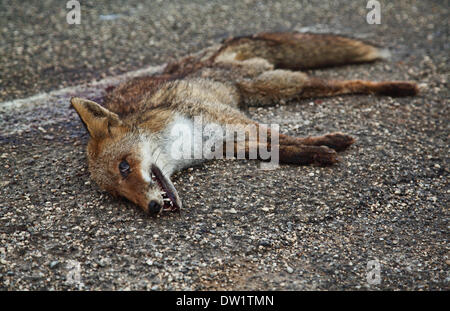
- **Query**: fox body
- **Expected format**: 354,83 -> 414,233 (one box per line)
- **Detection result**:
71,32 -> 419,215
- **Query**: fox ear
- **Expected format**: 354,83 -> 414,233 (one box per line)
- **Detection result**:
70,97 -> 123,139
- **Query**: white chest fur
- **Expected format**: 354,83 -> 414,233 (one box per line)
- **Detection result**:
140,114 -> 227,178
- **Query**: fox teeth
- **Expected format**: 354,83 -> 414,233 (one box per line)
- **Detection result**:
163,198 -> 171,202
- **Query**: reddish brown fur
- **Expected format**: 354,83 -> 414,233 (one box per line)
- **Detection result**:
216,32 -> 383,69
103,75 -> 174,116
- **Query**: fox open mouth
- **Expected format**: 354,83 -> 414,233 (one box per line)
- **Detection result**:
150,164 -> 180,212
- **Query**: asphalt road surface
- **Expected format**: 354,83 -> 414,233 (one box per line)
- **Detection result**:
0,1 -> 448,290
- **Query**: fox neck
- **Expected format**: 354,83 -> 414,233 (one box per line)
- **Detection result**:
139,113 -> 225,181
139,137 -> 176,181
138,119 -> 200,180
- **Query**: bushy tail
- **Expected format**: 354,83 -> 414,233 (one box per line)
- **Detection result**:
215,32 -> 389,70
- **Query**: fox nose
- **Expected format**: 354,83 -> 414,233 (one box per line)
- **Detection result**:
148,200 -> 162,215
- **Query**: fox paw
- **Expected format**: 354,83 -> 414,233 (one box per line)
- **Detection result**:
312,145 -> 338,166
321,132 -> 355,151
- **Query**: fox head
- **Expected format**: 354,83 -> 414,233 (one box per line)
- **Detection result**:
71,97 -> 182,215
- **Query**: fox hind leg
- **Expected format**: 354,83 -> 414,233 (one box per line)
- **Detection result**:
213,32 -> 419,106
236,69 -> 419,107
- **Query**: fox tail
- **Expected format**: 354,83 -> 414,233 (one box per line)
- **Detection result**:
215,32 -> 391,70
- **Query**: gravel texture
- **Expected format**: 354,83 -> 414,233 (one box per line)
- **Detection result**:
0,0 -> 448,290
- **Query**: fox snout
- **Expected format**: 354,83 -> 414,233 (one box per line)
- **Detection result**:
116,164 -> 182,216
148,200 -> 163,215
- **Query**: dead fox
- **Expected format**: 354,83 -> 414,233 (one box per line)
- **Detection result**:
71,32 -> 419,215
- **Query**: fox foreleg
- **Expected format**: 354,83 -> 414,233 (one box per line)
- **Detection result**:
222,123 -> 351,166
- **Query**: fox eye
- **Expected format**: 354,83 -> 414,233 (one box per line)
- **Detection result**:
119,160 -> 131,178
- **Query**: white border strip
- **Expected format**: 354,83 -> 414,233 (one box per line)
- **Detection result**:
0,64 -> 165,112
